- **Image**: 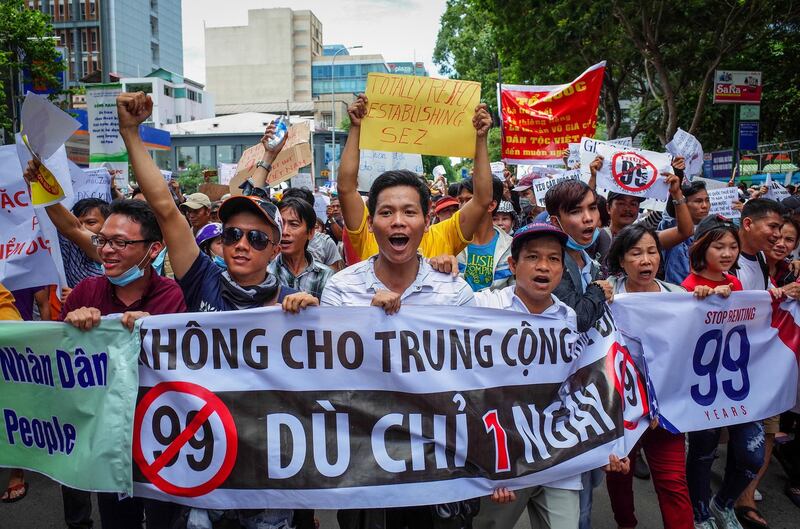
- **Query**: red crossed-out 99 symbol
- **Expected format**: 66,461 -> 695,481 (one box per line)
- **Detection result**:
605,342 -> 649,430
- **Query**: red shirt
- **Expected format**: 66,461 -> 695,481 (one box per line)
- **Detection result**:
60,271 -> 186,319
681,272 -> 743,292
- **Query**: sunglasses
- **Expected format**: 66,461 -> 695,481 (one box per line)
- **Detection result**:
221,227 -> 275,251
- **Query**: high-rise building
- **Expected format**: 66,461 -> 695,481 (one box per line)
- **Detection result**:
205,8 -> 322,112
26,0 -> 183,85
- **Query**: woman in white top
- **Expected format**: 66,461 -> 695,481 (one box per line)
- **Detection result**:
603,224 -> 694,529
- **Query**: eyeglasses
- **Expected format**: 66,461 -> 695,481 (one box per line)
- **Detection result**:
91,235 -> 152,250
221,227 -> 275,251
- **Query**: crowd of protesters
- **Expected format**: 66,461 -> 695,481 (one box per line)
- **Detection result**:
2,91 -> 800,529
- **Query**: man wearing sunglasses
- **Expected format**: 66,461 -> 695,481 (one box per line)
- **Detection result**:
119,92 -> 317,312
119,91 -> 318,529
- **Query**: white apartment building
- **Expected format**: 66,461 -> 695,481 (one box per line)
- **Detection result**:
121,68 -> 215,128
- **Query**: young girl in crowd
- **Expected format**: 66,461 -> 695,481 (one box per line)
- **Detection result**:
604,225 -> 694,529
680,215 -> 766,529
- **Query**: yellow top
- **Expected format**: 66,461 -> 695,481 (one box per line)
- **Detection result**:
0,284 -> 22,321
346,207 -> 471,260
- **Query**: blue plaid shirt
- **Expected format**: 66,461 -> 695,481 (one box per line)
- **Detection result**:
268,251 -> 333,299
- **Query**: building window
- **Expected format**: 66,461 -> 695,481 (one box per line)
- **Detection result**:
199,146 -> 212,167
126,83 -> 153,94
150,0 -> 158,10
177,146 -> 196,168
151,43 -> 159,64
163,85 -> 172,97
175,115 -> 182,123
216,145 -> 234,164
89,0 -> 96,18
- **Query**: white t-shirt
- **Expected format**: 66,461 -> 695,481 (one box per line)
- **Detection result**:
736,252 -> 769,291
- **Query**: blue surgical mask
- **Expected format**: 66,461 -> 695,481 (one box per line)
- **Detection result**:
106,244 -> 154,287
151,247 -> 167,275
566,227 -> 600,251
552,217 -> 600,251
212,254 -> 227,269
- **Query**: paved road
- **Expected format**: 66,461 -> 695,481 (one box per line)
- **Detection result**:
2,446 -> 798,528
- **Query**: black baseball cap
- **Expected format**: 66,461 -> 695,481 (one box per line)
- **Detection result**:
694,214 -> 737,240
511,222 -> 568,254
218,195 -> 283,238
606,191 -> 645,205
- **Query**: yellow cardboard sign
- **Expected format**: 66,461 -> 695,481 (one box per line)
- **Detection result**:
229,121 -> 313,195
360,73 -> 481,158
22,135 -> 66,206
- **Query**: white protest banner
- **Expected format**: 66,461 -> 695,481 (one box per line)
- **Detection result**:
707,187 -> 741,218
0,145 -> 66,291
578,137 -> 634,183
18,93 -> 79,206
86,84 -> 129,190
490,161 -> 506,179
612,292 -> 799,433
218,163 -> 238,186
764,175 -> 790,202
291,172 -> 314,190
132,305 -> 647,509
666,128 -> 704,178
532,169 -> 581,206
357,149 -> 424,192
159,170 -> 172,182
62,162 -> 112,210
594,143 -> 673,200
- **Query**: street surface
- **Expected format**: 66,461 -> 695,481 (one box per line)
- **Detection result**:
2,445 -> 797,528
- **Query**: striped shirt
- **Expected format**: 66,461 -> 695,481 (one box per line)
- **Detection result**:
321,255 -> 475,307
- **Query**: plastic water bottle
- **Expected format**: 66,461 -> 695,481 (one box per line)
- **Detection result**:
268,117 -> 288,149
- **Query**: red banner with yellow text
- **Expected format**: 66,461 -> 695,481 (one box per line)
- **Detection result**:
498,62 -> 605,164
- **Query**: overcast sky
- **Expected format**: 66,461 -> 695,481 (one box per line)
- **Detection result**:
180,0 -> 447,84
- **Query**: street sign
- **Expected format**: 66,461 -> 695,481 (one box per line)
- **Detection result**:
740,105 -> 760,120
738,122 -> 759,151
714,70 -> 762,104
711,150 -> 734,180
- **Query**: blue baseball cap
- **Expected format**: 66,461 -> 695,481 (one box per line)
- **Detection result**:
512,222 -> 568,253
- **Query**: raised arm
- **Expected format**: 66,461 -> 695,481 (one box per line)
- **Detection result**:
456,104 -> 493,240
23,160 -> 100,261
338,95 -> 368,231
658,157 -> 693,249
117,92 -> 198,279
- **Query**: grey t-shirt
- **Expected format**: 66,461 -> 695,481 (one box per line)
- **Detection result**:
307,232 -> 341,266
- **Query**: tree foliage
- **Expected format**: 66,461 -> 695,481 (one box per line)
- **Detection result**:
434,0 -> 800,150
0,0 -> 64,134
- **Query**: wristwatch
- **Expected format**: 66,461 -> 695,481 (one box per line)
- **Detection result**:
672,197 -> 687,205
256,160 -> 272,173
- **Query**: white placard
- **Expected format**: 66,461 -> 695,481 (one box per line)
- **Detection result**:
594,144 -> 673,200
358,150 -> 424,192
291,172 -> 314,190
707,187 -> 742,218
218,163 -> 238,186
490,161 -> 505,179
532,169 -> 581,207
764,175 -> 790,202
666,128 -> 704,177
578,137 -> 634,182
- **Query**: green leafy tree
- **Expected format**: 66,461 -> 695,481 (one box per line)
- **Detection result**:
435,0 -> 800,149
176,164 -> 206,195
422,155 -> 455,181
0,0 -> 64,135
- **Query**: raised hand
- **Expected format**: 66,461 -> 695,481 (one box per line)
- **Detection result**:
348,95 -> 369,127
116,92 -> 153,132
472,103 -> 492,138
